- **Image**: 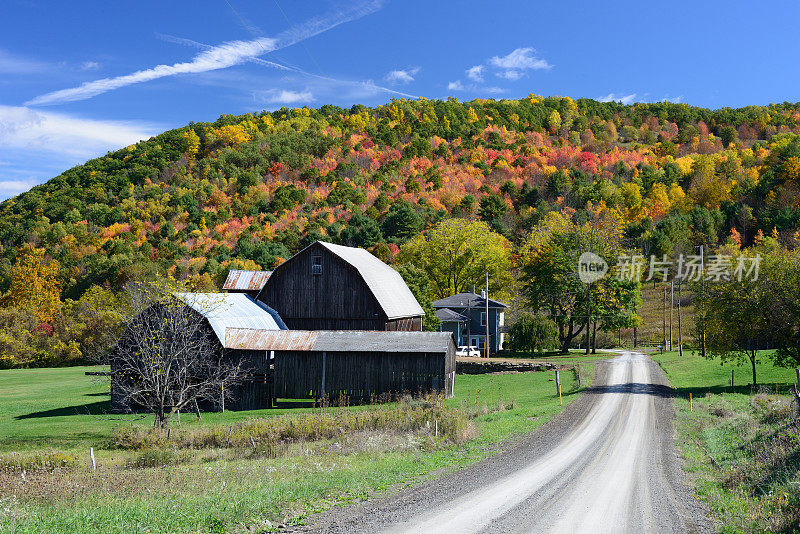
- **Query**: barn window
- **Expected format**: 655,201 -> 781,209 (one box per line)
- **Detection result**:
312,255 -> 323,275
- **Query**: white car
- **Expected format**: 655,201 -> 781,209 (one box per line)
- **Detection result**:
456,345 -> 481,357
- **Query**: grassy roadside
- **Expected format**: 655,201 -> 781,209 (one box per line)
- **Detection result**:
0,361 -> 596,533
652,350 -> 800,533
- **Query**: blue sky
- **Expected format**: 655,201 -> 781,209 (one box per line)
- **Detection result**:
1,0 -> 799,200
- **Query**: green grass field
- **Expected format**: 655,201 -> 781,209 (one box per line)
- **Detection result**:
654,349 -> 800,533
651,349 -> 797,395
0,362 -> 595,533
0,363 -> 592,452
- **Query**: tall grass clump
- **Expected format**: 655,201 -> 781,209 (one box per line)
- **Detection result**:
114,394 -> 477,452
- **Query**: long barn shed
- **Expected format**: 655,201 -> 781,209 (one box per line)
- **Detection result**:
225,329 -> 456,400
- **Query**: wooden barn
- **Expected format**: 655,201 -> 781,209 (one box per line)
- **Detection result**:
256,241 -> 425,331
110,293 -> 287,413
226,328 -> 456,400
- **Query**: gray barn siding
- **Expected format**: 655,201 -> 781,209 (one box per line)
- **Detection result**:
224,349 -> 273,411
259,243 -> 388,331
274,345 -> 455,400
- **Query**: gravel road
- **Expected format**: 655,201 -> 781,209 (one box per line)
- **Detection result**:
303,351 -> 712,534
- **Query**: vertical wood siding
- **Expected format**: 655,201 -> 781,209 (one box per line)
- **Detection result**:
273,345 -> 455,400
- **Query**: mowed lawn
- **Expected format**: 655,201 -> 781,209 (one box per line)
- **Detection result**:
1,361 -> 594,453
650,349 -> 797,395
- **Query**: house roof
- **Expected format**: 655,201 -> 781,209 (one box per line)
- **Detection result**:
225,328 -> 453,353
435,307 -> 469,322
314,241 -> 425,320
174,293 -> 287,345
432,292 -> 508,310
222,270 -> 272,291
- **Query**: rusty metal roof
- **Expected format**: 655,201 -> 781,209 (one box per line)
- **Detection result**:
222,270 -> 272,291
225,329 -> 318,351
225,328 -> 453,353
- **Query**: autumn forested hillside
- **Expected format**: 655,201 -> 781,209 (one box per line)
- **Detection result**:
2,95 -> 800,365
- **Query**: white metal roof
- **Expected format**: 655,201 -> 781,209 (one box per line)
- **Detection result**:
174,293 -> 287,345
316,241 -> 425,320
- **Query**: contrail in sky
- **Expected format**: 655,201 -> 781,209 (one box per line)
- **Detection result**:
159,33 -> 418,100
26,0 -> 387,106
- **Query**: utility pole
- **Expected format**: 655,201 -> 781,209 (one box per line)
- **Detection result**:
585,281 -> 591,355
662,286 -> 667,353
670,281 -> 674,351
485,272 -> 490,359
677,278 -> 683,357
699,244 -> 706,360
466,294 -> 471,349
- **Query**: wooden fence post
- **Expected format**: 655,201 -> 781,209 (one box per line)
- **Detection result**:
555,370 -> 562,405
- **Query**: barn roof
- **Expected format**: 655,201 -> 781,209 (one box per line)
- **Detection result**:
314,241 -> 424,319
435,307 -> 469,322
432,292 -> 508,310
222,270 -> 272,291
174,293 -> 287,345
225,328 -> 453,353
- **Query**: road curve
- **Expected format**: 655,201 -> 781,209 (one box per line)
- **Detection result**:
304,351 -> 711,534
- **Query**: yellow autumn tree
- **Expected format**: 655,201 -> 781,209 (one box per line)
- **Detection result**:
620,182 -> 645,222
213,123 -> 251,146
399,219 -> 513,301
688,155 -> 732,208
645,183 -> 671,220
182,129 -> 200,156
7,246 -> 61,323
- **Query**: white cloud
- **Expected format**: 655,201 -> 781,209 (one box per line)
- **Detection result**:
496,70 -> 523,80
489,47 -> 551,71
0,179 -> 39,197
662,94 -> 682,103
0,105 -> 158,157
26,0 -> 385,106
79,61 -> 100,71
598,93 -> 638,105
384,67 -> 419,84
447,80 -> 465,91
0,48 -> 48,74
0,105 -> 161,199
466,65 -> 484,82
260,89 -> 314,105
446,80 -> 504,96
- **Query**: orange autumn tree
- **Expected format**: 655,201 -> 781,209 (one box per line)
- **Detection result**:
7,246 -> 62,323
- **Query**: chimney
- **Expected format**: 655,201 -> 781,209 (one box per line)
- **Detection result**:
481,289 -> 486,299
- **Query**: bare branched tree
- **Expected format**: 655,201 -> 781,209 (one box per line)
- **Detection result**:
108,281 -> 246,427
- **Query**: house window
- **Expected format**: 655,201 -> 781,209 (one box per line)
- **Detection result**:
478,337 -> 486,350
312,255 -> 322,275
480,312 -> 487,326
